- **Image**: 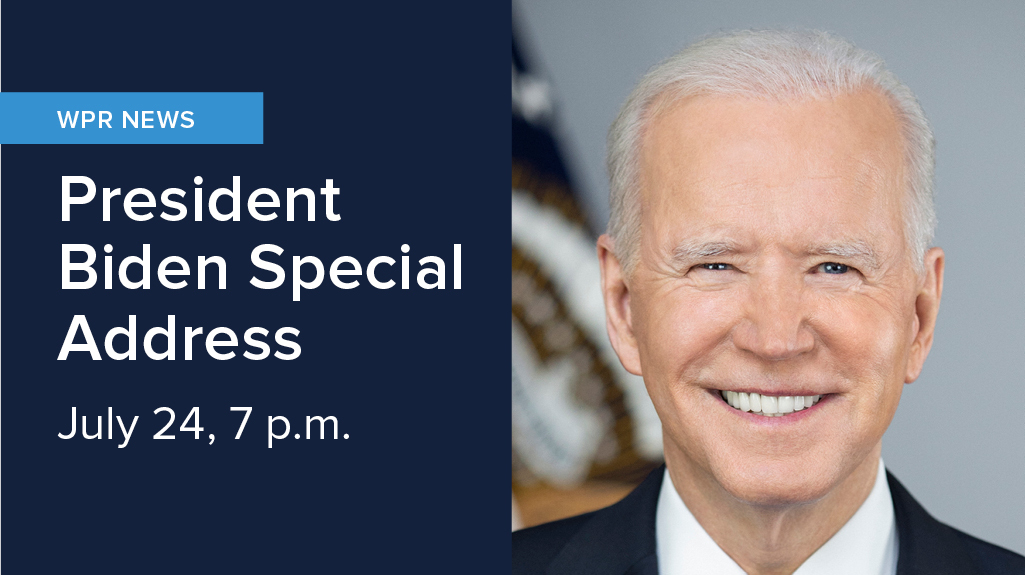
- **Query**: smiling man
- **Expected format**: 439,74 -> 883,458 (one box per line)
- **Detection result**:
512,30 -> 1025,575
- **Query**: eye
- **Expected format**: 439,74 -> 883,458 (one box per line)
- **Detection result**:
817,262 -> 850,274
697,263 -> 733,271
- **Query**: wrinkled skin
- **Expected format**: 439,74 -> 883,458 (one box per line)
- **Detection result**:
598,90 -> 944,574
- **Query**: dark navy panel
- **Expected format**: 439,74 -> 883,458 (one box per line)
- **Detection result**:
1,1 -> 509,572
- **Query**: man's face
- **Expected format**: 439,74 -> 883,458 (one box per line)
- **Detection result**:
599,90 -> 943,505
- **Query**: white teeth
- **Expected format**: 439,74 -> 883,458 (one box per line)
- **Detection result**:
749,392 -> 761,412
777,396 -> 794,414
738,392 -> 751,412
719,390 -> 823,417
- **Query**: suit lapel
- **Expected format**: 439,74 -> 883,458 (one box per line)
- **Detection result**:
888,471 -> 984,575
547,467 -> 664,575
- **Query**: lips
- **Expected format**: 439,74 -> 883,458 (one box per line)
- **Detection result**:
719,390 -> 823,417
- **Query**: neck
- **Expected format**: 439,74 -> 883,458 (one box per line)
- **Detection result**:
665,443 -> 881,575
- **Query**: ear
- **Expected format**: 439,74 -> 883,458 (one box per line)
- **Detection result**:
597,234 -> 643,375
905,247 -> 944,383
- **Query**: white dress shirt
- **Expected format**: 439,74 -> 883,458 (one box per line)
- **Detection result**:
656,458 -> 898,575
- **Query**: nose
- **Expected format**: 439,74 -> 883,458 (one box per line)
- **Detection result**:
732,271 -> 815,361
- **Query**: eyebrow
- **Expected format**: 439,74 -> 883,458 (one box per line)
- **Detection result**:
668,238 -> 882,270
808,240 -> 881,270
671,240 -> 740,260
668,240 -> 742,271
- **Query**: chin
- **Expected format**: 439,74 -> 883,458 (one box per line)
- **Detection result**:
714,457 -> 843,507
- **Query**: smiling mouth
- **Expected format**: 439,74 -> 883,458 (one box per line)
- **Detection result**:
719,390 -> 823,417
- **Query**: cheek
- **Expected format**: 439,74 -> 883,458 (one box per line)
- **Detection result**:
817,296 -> 914,399
634,287 -> 740,384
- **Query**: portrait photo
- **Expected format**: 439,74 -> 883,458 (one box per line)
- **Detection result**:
511,1 -> 1025,573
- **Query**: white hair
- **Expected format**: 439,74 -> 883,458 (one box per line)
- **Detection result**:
607,29 -> 936,276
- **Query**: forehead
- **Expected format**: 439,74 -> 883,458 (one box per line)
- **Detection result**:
637,90 -> 907,251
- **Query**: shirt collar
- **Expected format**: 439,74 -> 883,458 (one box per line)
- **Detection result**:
655,458 -> 898,575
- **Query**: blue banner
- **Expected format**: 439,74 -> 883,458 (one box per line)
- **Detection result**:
0,92 -> 262,144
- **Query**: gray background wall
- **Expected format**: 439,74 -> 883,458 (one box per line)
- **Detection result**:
515,0 -> 1025,555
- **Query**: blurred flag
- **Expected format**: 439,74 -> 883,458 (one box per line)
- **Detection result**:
512,30 -> 663,529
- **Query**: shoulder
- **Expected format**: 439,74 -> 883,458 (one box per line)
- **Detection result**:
952,529 -> 1025,574
512,467 -> 664,575
512,511 -> 598,574
887,471 -> 1025,575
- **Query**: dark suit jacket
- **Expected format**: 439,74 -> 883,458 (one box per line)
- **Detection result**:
513,467 -> 1025,575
